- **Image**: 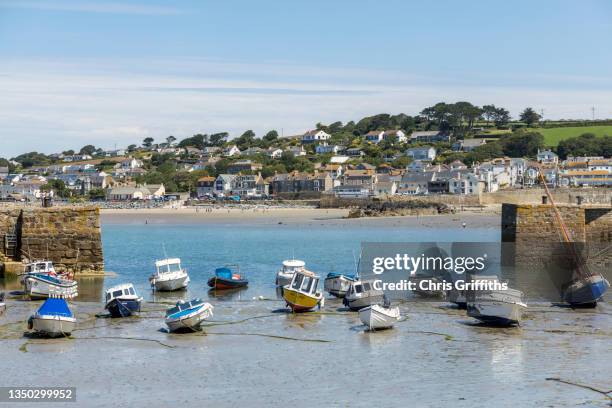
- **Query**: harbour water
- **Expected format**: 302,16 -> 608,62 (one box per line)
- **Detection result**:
1,212 -> 610,407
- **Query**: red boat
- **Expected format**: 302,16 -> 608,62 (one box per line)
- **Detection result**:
207,265 -> 249,290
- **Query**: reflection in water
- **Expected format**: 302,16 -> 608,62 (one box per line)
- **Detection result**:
207,287 -> 248,301
150,289 -> 189,304
74,277 -> 105,302
486,333 -> 525,381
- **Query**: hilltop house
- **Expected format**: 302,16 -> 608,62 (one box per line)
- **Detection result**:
364,130 -> 385,144
266,147 -> 283,159
227,160 -> 263,174
301,129 -> 331,144
286,146 -> 307,157
453,139 -> 487,152
406,146 -> 436,161
409,131 -> 450,143
223,145 -> 241,157
315,144 -> 343,154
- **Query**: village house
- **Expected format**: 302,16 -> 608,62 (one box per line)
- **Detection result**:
214,174 -> 237,195
266,147 -> 283,159
0,167 -> 9,181
330,155 -> 350,164
183,146 -> 203,157
285,145 -> 307,157
202,147 -> 222,158
104,149 -> 126,157
364,130 -> 385,144
382,130 -> 407,143
62,154 -> 93,162
559,170 -> 612,186
537,149 -> 559,165
271,171 -> 333,195
373,174 -> 397,197
241,147 -> 264,156
448,173 -> 482,195
397,172 -> 436,195
332,184 -> 371,198
406,146 -> 436,161
315,144 -> 344,154
116,158 -> 143,170
232,174 -> 269,197
320,164 -> 344,182
342,169 -> 377,193
227,160 -> 263,174
409,131 -> 451,143
453,138 -> 487,152
223,145 -> 241,157
345,148 -> 364,157
301,129 -> 331,144
191,158 -> 220,171
196,176 -> 216,197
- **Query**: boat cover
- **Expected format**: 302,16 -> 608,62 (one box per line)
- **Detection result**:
31,273 -> 65,285
37,298 -> 73,317
326,272 -> 356,281
215,267 -> 233,279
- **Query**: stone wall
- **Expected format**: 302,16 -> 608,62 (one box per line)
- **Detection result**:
482,187 -> 611,205
0,207 -> 104,275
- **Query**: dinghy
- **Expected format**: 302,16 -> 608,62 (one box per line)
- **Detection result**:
150,258 -> 190,291
466,276 -> 526,326
28,297 -> 76,337
562,275 -> 609,307
165,299 -> 213,332
324,273 -> 356,298
275,259 -> 308,287
21,260 -> 78,300
208,265 -> 248,290
359,301 -> 401,331
343,280 -> 384,311
105,283 -> 143,318
283,269 -> 324,312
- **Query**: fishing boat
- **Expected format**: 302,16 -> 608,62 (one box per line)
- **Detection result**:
323,273 -> 356,298
104,283 -> 143,318
563,275 -> 610,307
343,279 -> 385,311
149,258 -> 190,292
359,301 -> 401,331
0,292 -> 5,316
21,260 -> 78,300
275,259 -> 308,287
466,276 -> 526,326
207,265 -> 248,290
282,269 -> 324,312
27,297 -> 76,337
165,299 -> 213,332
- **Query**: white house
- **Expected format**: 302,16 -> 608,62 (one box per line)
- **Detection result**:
382,130 -> 407,143
223,145 -> 241,157
364,131 -> 384,144
537,149 -> 559,165
406,146 -> 436,161
286,146 -> 307,157
214,174 -> 237,195
266,148 -> 283,159
315,144 -> 343,154
301,129 -> 331,144
448,173 -> 482,195
330,155 -> 350,164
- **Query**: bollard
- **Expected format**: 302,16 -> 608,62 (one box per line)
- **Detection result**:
542,196 -> 548,204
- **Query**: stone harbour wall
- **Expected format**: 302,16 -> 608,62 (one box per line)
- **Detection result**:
0,206 -> 104,275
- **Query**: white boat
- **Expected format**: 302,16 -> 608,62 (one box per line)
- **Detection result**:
165,299 -> 213,332
28,297 -> 76,337
343,280 -> 385,311
359,303 -> 401,331
21,261 -> 78,300
149,258 -> 190,291
323,273 -> 356,298
276,259 -> 308,287
466,276 -> 527,326
105,283 -> 143,318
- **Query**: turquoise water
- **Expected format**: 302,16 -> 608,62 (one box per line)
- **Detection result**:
101,223 -> 499,301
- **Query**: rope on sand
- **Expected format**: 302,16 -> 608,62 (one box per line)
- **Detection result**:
76,336 -> 175,348
546,377 -> 612,399
198,332 -> 332,343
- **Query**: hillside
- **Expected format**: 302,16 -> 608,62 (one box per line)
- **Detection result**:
539,125 -> 612,146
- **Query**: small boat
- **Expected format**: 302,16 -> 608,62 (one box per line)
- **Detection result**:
562,275 -> 609,307
165,299 -> 213,332
283,269 -> 324,312
207,265 -> 248,290
343,279 -> 385,311
104,283 -> 143,318
149,258 -> 190,292
28,297 -> 76,337
276,259 -> 308,287
359,301 -> 401,331
0,292 -> 5,316
21,261 -> 78,300
466,276 -> 526,326
446,288 -> 467,309
324,273 -> 356,298
410,275 -> 446,298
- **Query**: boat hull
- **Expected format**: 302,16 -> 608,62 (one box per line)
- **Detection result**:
467,300 -> 525,326
359,305 -> 400,330
166,305 -> 213,332
29,315 -> 76,337
207,277 -> 248,290
324,276 -> 353,298
23,275 -> 78,300
275,272 -> 294,287
345,293 -> 385,311
563,275 -> 609,307
283,287 -> 322,312
151,275 -> 190,292
105,298 -> 142,318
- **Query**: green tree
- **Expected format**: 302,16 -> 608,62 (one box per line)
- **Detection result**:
519,107 -> 541,126
143,137 -> 154,148
166,135 -> 177,146
127,144 -> 137,152
235,130 -> 257,149
500,130 -> 544,157
209,132 -> 228,147
482,104 -> 497,125
263,130 -> 279,143
493,107 -> 511,128
79,145 -> 96,156
557,133 -> 611,159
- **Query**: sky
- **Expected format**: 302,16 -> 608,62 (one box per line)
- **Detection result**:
1,0 -> 612,157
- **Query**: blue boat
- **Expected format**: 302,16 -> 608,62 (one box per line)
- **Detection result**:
207,265 -> 248,290
28,297 -> 76,337
105,283 -> 143,317
563,275 -> 610,307
165,299 -> 213,332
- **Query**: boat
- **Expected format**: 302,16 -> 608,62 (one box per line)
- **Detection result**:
0,292 -> 5,316
149,258 -> 190,292
165,299 -> 213,332
27,297 -> 76,337
343,279 -> 385,311
562,275 -> 610,307
104,283 -> 143,318
207,265 -> 248,290
466,276 -> 527,326
410,275 -> 446,298
323,273 -> 356,298
282,269 -> 324,312
446,288 -> 467,308
359,301 -> 401,331
276,259 -> 308,287
21,260 -> 78,300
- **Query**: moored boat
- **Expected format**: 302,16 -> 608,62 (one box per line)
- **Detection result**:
105,283 -> 143,318
466,276 -> 526,326
447,288 -> 467,309
0,292 -> 5,316
283,269 -> 324,312
324,273 -> 356,298
343,279 -> 384,311
149,258 -> 190,292
410,275 -> 446,298
359,302 -> 401,331
562,275 -> 609,307
28,297 -> 76,337
21,260 -> 78,300
276,259 -> 307,287
165,299 -> 213,332
207,265 -> 248,290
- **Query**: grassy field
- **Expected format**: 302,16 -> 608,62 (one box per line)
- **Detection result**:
538,125 -> 612,146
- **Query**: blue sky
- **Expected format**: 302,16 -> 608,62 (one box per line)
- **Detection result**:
1,0 -> 611,156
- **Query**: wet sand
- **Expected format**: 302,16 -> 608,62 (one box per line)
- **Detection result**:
1,295 -> 610,407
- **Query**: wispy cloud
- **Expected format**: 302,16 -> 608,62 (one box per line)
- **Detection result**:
0,0 -> 183,15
